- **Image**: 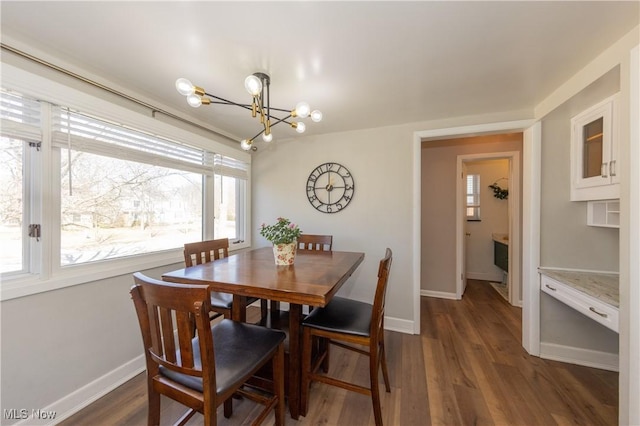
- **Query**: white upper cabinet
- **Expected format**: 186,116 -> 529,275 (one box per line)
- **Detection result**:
570,93 -> 620,201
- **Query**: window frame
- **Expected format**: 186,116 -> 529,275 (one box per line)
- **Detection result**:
466,173 -> 481,221
1,63 -> 251,301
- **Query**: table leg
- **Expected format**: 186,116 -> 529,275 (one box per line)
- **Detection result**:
288,303 -> 303,419
231,295 -> 247,322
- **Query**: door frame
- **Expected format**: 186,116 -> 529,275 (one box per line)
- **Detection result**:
456,152 -> 521,304
415,119 -> 540,355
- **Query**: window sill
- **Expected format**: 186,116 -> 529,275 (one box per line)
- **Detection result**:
1,249 -> 185,301
1,240 -> 253,302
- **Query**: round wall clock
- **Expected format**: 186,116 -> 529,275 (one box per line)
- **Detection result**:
306,162 -> 355,213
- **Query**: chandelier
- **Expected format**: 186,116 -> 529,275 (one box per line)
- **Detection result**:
175,73 -> 322,151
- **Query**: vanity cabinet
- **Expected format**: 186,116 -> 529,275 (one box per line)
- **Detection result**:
494,240 -> 508,272
570,93 -> 620,201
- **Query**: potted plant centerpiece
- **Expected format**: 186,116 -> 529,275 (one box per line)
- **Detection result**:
260,217 -> 302,265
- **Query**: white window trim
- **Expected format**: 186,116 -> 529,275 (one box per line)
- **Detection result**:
0,63 -> 251,301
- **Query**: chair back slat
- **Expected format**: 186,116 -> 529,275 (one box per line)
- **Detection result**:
146,304 -> 163,359
370,248 -> 393,338
298,234 -> 333,251
176,311 -> 196,367
184,238 -> 230,267
159,306 -> 177,363
131,273 -> 215,382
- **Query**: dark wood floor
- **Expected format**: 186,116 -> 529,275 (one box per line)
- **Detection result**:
59,280 -> 618,425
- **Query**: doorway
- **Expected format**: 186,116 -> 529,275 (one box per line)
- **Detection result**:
457,152 -> 521,306
415,119 -> 539,352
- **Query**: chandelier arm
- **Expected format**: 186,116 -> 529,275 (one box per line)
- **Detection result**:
268,114 -> 293,128
267,107 -> 294,114
204,92 -> 254,112
249,129 -> 266,142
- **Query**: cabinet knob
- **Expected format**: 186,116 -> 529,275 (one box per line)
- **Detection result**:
609,160 -> 616,177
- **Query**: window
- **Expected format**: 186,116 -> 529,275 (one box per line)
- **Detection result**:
53,107 -> 210,266
0,89 -> 41,275
0,70 -> 251,299
213,154 -> 249,243
466,174 -> 481,221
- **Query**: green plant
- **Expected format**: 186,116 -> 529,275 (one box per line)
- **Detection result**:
488,183 -> 509,200
259,217 -> 302,245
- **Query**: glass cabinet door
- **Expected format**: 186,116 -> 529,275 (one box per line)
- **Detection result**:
582,116 -> 604,179
570,93 -> 618,201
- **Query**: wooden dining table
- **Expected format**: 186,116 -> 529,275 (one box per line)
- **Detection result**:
161,246 -> 365,419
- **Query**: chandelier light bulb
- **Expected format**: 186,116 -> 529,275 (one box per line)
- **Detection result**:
175,78 -> 195,96
262,132 -> 273,143
186,94 -> 202,108
244,75 -> 263,96
240,139 -> 253,151
311,110 -> 323,122
295,122 -> 306,133
295,101 -> 310,118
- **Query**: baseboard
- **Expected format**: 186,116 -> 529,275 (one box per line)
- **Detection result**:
466,272 -> 503,282
14,355 -> 146,426
384,316 -> 415,335
420,289 -> 458,300
539,342 -> 619,372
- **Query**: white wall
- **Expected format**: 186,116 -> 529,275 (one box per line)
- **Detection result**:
252,126 -> 415,328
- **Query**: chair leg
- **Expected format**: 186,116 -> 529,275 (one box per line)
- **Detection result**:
147,383 -> 161,426
379,338 -> 391,392
260,299 -> 269,320
319,337 -> 330,373
370,348 -> 383,426
300,328 -> 313,416
223,398 -> 233,418
273,344 -> 285,426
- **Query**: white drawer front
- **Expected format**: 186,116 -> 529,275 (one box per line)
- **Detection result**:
541,275 -> 618,333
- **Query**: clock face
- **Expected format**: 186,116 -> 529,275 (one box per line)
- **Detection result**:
306,162 -> 355,213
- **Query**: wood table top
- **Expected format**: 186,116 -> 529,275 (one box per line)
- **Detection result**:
162,247 -> 365,307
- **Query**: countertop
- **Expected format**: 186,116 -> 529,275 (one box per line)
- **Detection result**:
538,268 -> 619,308
492,233 -> 509,245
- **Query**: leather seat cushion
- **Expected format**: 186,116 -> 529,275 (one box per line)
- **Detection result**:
160,319 -> 285,396
210,292 -> 259,310
302,297 -> 372,337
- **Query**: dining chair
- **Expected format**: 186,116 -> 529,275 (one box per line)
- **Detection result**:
130,272 -> 285,426
184,238 -> 268,321
300,248 -> 393,426
297,234 -> 333,251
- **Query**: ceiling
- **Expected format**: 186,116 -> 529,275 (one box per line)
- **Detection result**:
1,1 -> 638,148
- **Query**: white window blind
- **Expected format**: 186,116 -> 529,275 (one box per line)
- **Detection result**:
50,106 -> 215,175
0,88 -> 42,142
213,154 -> 249,179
